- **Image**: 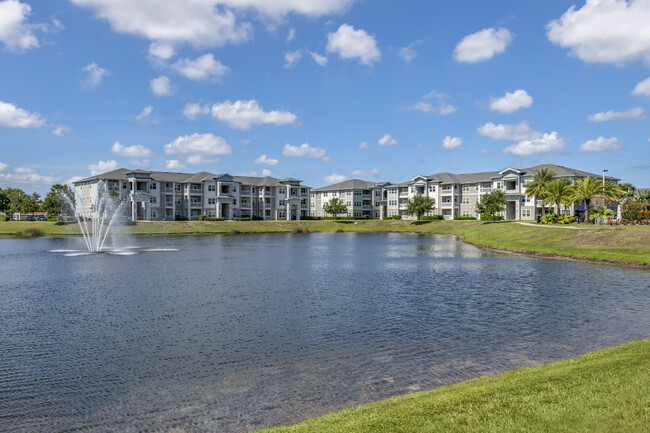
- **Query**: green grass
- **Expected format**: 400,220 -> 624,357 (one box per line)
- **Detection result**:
1,220 -> 649,266
257,338 -> 650,433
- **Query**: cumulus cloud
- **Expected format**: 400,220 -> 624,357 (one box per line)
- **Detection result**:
0,166 -> 56,185
0,0 -> 39,51
253,154 -> 279,166
578,136 -> 622,152
131,158 -> 150,168
358,141 -> 369,150
135,105 -> 157,124
182,102 -> 210,120
52,125 -> 71,136
377,133 -> 397,146
489,89 -> 533,114
220,0 -> 355,19
164,133 -> 231,158
82,63 -> 109,88
326,23 -> 380,66
282,142 -> 327,159
0,100 -> 46,128
398,41 -> 421,62
66,175 -> 84,186
150,75 -> 173,95
148,42 -> 175,60
350,168 -> 379,177
211,99 -> 297,130
442,136 -> 463,150
547,0 -> 650,65
454,27 -> 512,63
284,49 -> 302,68
587,107 -> 644,122
172,54 -> 229,81
324,173 -> 346,184
632,77 -> 650,97
287,27 -> 295,42
186,154 -> 220,164
88,159 -> 119,176
310,51 -> 327,66
165,159 -> 185,170
477,121 -> 541,141
503,132 -> 565,156
111,141 -> 152,157
403,90 -> 457,115
261,168 -> 272,176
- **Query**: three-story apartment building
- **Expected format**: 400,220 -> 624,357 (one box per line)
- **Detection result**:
310,179 -> 390,219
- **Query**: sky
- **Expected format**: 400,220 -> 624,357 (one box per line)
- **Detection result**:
0,0 -> 649,195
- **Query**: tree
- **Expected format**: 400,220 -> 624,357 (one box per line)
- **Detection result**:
323,197 -> 347,218
476,190 -> 507,223
542,178 -> 573,216
405,194 -> 435,221
637,190 -> 650,212
4,188 -> 40,214
618,183 -> 636,200
41,184 -> 74,215
0,188 -> 9,213
571,177 -> 603,224
525,167 -> 557,218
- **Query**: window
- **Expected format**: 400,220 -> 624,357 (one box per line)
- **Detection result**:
279,199 -> 285,206
462,210 -> 470,216
175,198 -> 181,205
123,182 -> 127,189
208,198 -> 216,205
207,211 -> 216,218
278,211 -> 285,218
279,188 -> 285,194
151,197 -> 157,204
208,184 -> 216,191
151,210 -> 157,218
150,182 -> 156,190
175,184 -> 181,192
462,185 -> 470,192
522,209 -> 531,218
462,197 -> 470,204
428,186 -> 436,192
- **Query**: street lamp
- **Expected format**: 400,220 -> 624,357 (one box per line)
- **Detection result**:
602,169 -> 608,186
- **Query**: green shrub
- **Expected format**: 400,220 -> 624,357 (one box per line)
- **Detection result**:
198,214 -> 206,221
18,228 -> 43,237
454,215 -> 477,220
480,214 -> 504,221
540,213 -> 558,224
204,217 -> 225,221
292,226 -> 310,234
300,216 -> 320,220
252,215 -> 264,221
391,215 -> 402,220
233,217 -> 250,221
559,215 -> 576,224
2,216 -> 10,222
322,216 -> 369,220
175,215 -> 189,221
419,215 -> 444,221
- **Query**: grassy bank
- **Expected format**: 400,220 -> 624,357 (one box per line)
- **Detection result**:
1,220 -> 649,266
257,338 -> 650,433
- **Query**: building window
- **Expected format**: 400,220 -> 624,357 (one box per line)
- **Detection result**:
208,184 -> 216,191
462,210 -> 470,216
175,184 -> 181,191
522,209 -> 531,218
208,198 -> 216,205
150,182 -> 156,190
151,197 -> 157,204
462,197 -> 470,204
207,211 -> 215,218
462,185 -> 470,192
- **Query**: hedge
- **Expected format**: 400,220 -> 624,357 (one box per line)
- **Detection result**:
454,215 -> 477,220
322,215 -> 370,220
420,215 -> 444,221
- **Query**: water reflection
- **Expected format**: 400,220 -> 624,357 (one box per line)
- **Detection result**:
0,233 -> 648,432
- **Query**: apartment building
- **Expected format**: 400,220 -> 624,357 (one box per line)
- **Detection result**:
312,164 -> 618,221
73,168 -> 311,221
310,179 -> 390,218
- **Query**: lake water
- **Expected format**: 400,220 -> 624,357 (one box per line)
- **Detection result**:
1,233 -> 649,432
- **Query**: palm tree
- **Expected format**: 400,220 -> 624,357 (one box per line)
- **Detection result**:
571,177 -> 603,224
637,190 -> 650,212
525,167 -> 557,218
542,178 -> 573,217
602,181 -> 623,205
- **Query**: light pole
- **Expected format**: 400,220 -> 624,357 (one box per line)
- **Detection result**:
602,169 -> 608,186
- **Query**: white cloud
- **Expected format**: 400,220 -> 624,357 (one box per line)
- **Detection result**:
358,141 -> 369,150
587,107 -> 644,122
403,102 -> 433,112
578,136 -> 622,152
398,42 -> 420,62
220,0 -> 355,19
442,136 -> 463,150
503,132 -> 565,156
211,100 -> 297,130
0,0 -> 39,51
0,161 -> 8,171
477,121 -> 541,141
310,51 -> 328,66
148,42 -> 175,60
547,0 -> 650,65
489,89 -> 533,114
284,49 -> 302,68
0,167 -> 56,185
350,168 -> 379,177
70,0 -> 251,48
324,173 -> 346,184
287,27 -> 295,42
88,159 -> 119,176
282,142 -> 326,158
262,168 -> 272,176
186,154 -> 219,165
253,154 -> 279,166
164,133 -> 231,158
52,125 -> 71,136
182,102 -> 210,120
111,141 -> 152,157
632,77 -> 650,97
165,159 -> 185,170
131,158 -> 150,168
135,105 -> 157,123
150,75 -> 173,95
0,100 -> 46,128
326,23 -> 380,66
403,90 -> 457,115
454,27 -> 512,63
321,156 -> 332,162
377,133 -> 397,146
82,63 -> 109,88
66,175 -> 84,186
172,54 -> 229,81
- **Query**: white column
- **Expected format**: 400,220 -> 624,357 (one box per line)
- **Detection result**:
286,201 -> 290,220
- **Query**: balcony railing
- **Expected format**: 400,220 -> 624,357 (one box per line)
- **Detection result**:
164,188 -> 173,193
441,189 -> 453,194
441,202 -> 453,208
480,188 -> 492,193
505,188 -> 519,194
240,188 -> 251,195
399,192 -> 409,197
189,188 -> 202,195
190,202 -> 202,207
165,202 -> 173,207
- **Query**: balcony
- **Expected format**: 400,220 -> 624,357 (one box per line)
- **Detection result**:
441,202 -> 453,208
399,192 -> 409,198
505,188 -> 519,194
240,188 -> 251,195
398,204 -> 408,210
480,188 -> 492,193
240,202 -> 251,208
362,193 -> 371,199
190,201 -> 202,207
189,188 -> 202,195
165,202 -> 173,208
164,188 -> 173,193
441,189 -> 453,194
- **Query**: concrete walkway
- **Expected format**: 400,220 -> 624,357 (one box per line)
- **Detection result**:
516,222 -> 584,229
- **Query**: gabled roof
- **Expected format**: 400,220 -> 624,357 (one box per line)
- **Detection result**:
313,178 -> 385,192
520,163 -> 619,180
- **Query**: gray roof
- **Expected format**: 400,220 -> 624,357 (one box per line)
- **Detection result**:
312,178 -> 387,192
520,164 -> 618,180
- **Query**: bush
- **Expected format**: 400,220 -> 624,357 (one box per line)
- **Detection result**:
322,216 -> 369,220
559,215 -> 576,224
175,215 -> 189,221
454,215 -> 477,220
391,215 -> 402,220
480,215 -> 503,221
300,216 -> 320,220
198,215 -> 206,221
232,217 -> 250,221
540,213 -> 558,224
2,216 -> 10,222
18,228 -> 43,237
252,215 -> 264,221
292,226 -> 310,234
47,217 -> 58,222
420,215 -> 444,221
204,217 -> 225,221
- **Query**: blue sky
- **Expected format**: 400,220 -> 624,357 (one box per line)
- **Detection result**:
1,0 -> 649,194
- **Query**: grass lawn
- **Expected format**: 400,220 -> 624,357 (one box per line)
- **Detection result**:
257,338 -> 650,433
1,220 -> 649,266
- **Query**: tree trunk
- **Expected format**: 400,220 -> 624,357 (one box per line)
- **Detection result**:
584,199 -> 590,224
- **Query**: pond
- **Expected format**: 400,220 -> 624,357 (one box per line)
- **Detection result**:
1,233 -> 649,432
